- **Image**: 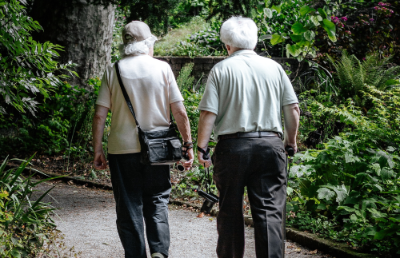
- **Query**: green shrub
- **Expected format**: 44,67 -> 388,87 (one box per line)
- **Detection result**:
0,78 -> 102,157
0,0 -> 76,115
298,52 -> 400,146
176,63 -> 204,143
154,17 -> 210,56
255,0 -> 337,60
0,156 -> 59,257
328,52 -> 400,104
292,54 -> 400,256
287,134 -> 400,255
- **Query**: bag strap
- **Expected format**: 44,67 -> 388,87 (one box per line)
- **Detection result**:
115,61 -> 140,128
115,61 -> 174,127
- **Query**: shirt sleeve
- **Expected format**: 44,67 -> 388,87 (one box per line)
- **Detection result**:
198,69 -> 219,115
280,65 -> 298,106
168,65 -> 184,104
96,67 -> 112,109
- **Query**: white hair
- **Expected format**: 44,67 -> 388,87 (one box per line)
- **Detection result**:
119,35 -> 157,57
220,16 -> 258,49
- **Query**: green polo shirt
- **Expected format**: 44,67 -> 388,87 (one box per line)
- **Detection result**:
198,50 -> 298,138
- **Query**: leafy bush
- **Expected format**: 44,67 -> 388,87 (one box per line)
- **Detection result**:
327,52 -> 400,104
172,20 -> 227,57
298,52 -> 400,146
0,0 -> 76,115
0,78 -> 102,158
176,63 -> 204,142
0,156 -> 59,257
316,1 -> 400,64
255,0 -> 337,60
154,17 -> 223,57
287,135 -> 400,255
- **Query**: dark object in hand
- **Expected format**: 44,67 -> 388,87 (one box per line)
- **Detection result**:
285,146 -> 294,157
193,188 -> 219,214
197,146 -> 210,160
177,143 -> 192,171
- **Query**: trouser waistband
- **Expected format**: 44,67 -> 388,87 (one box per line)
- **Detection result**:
218,131 -> 281,141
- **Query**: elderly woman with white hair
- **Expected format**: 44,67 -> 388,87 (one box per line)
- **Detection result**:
92,21 -> 194,258
197,17 -> 300,258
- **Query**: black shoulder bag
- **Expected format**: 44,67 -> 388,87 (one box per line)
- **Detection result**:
115,61 -> 182,165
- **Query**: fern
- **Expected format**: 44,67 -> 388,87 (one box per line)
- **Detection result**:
328,52 -> 400,105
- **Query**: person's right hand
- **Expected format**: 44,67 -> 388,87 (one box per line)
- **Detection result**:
197,148 -> 212,168
180,148 -> 194,170
283,139 -> 298,155
93,151 -> 107,170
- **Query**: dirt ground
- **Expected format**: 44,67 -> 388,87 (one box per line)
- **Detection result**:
34,180 -> 331,258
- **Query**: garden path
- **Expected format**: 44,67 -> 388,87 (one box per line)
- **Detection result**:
34,181 -> 327,258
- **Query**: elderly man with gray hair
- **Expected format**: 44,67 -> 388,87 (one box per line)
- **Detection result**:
197,17 -> 300,258
93,21 -> 194,258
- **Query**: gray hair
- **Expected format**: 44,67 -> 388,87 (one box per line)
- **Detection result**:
119,35 -> 157,57
220,16 -> 258,49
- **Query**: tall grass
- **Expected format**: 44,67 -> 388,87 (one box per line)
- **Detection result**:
0,156 -> 62,257
154,16 -> 209,56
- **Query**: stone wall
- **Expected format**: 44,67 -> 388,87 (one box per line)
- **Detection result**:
155,56 -> 305,88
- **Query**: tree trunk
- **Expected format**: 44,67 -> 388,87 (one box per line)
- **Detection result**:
29,0 -> 115,86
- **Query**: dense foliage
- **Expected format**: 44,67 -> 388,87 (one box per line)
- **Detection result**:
0,157 -> 59,257
290,52 -> 400,256
0,0 -> 76,116
256,0 -> 337,60
0,78 -> 102,158
2,0 -> 400,256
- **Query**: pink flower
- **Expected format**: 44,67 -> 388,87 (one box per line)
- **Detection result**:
341,17 -> 348,21
346,31 -> 352,35
362,57 -> 366,60
369,18 -> 374,21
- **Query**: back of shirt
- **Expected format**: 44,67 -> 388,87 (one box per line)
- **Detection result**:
198,50 -> 298,138
96,55 -> 183,154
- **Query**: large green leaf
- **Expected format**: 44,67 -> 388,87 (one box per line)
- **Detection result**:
317,8 -> 328,19
310,16 -> 320,27
317,187 -> 335,201
300,6 -> 315,16
291,22 -> 308,35
271,4 -> 282,13
286,44 -> 302,58
264,8 -> 273,18
271,33 -> 285,45
365,226 -> 378,236
304,30 -> 315,41
381,167 -> 395,181
374,226 -> 400,240
290,34 -> 303,43
321,19 -> 337,42
337,206 -> 356,212
367,208 -> 387,219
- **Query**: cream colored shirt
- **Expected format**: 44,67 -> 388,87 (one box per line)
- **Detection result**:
198,50 -> 298,138
96,55 -> 184,154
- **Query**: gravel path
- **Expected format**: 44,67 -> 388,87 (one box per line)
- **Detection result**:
34,181 -> 327,258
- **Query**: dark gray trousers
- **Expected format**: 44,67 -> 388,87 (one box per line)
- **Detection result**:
108,153 -> 171,258
212,137 -> 287,258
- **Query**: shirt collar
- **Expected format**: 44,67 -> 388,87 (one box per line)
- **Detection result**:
229,49 -> 257,57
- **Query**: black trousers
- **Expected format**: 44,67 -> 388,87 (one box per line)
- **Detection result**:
212,137 -> 287,258
108,153 -> 171,258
